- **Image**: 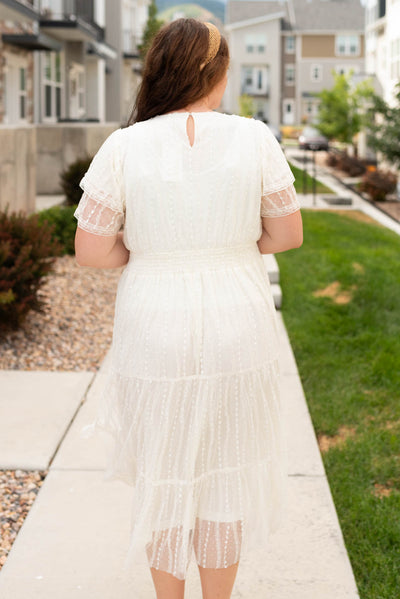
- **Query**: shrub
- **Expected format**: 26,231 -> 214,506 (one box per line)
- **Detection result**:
336,151 -> 366,177
36,204 -> 78,255
281,125 -> 302,140
326,152 -> 339,168
0,208 -> 61,333
60,156 -> 92,206
359,169 -> 397,201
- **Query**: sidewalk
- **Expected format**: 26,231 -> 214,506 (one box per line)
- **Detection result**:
0,312 -> 360,598
284,145 -> 400,237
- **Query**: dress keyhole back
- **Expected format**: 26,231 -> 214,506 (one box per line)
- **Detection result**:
186,114 -> 195,147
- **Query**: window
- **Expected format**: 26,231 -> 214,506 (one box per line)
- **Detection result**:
245,34 -> 267,54
257,69 -> 263,90
285,36 -> 295,54
285,64 -> 295,85
19,67 -> 27,120
336,35 -> 360,56
244,67 -> 253,86
310,64 -> 322,82
43,52 -> 63,121
241,66 -> 268,95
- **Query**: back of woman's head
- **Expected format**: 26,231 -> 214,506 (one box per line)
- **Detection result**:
129,18 -> 229,124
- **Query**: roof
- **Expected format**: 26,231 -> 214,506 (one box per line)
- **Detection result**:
226,0 -> 365,31
292,0 -> 364,31
226,1 -> 289,25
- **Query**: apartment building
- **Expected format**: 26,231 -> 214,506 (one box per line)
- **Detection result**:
0,0 -> 40,124
0,0 -> 149,125
225,0 -> 365,126
365,0 -> 400,105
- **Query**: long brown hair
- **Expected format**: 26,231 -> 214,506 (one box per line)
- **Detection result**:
128,18 -> 229,124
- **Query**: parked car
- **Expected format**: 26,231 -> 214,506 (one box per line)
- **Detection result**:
298,126 -> 329,151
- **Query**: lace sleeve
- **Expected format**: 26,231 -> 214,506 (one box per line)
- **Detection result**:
74,191 -> 124,236
261,183 -> 301,218
255,119 -> 295,198
74,128 -> 125,235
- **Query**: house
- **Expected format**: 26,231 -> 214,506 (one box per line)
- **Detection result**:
0,0 -> 149,208
365,0 -> 400,105
0,0 -> 41,124
224,0 -> 365,126
0,0 -> 149,126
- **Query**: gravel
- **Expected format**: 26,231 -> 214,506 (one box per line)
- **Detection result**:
0,255 -> 123,371
0,470 -> 48,570
0,255 -> 123,571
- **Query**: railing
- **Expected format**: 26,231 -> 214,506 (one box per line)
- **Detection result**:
240,85 -> 269,97
123,30 -> 141,56
39,0 -> 103,40
39,0 -> 94,23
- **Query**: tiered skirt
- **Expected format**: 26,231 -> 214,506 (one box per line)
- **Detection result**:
81,243 -> 288,580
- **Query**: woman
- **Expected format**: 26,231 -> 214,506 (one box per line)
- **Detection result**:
74,18 -> 302,599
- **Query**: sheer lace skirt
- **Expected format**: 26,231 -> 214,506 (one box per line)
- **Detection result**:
80,252 -> 288,580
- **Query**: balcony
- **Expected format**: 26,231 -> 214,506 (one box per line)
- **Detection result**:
0,0 -> 38,21
39,0 -> 104,43
240,85 -> 269,98
122,30 -> 141,59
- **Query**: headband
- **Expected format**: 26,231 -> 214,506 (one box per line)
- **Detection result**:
200,22 -> 221,71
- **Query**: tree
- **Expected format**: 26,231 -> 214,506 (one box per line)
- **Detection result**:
366,82 -> 400,168
238,94 -> 255,118
316,71 -> 374,146
138,0 -> 164,63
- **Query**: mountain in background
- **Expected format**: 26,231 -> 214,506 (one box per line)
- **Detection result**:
156,0 -> 226,23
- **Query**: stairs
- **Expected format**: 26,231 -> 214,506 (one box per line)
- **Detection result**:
262,253 -> 282,309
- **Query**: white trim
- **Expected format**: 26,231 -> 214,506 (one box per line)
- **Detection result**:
3,53 -> 29,125
225,12 -> 285,31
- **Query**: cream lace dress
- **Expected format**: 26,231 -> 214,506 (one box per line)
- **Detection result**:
74,111 -> 300,580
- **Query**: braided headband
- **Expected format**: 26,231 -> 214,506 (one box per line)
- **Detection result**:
200,22 -> 221,71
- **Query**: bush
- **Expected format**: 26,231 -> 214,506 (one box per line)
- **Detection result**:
281,125 -> 302,140
0,208 -> 62,333
60,156 -> 92,206
326,152 -> 339,168
336,151 -> 366,177
359,169 -> 397,201
36,204 -> 78,255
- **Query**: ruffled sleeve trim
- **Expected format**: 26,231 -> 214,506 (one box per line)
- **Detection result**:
261,184 -> 301,218
74,191 -> 124,236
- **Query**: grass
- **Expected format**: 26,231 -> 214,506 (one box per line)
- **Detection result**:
289,161 -> 334,195
276,210 -> 400,599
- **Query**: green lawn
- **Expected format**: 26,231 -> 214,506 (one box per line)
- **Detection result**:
276,210 -> 400,599
289,161 -> 334,195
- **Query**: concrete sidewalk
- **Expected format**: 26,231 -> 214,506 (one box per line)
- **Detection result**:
0,312 -> 360,599
284,145 -> 400,237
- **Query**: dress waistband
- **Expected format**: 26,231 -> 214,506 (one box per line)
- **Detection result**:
127,243 -> 260,273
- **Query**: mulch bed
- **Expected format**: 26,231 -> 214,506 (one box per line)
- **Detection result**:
373,200 -> 400,223
0,255 -> 123,371
0,255 -> 123,571
320,157 -> 400,224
